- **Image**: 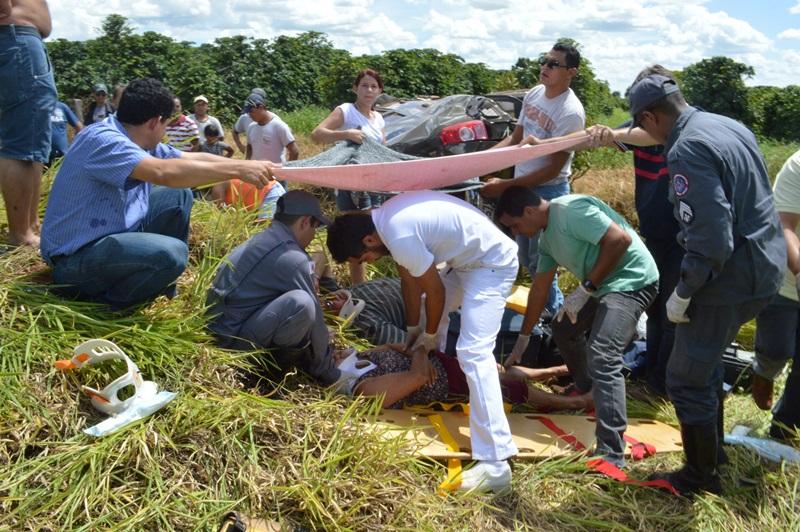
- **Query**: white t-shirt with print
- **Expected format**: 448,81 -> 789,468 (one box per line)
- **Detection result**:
370,191 -> 518,277
246,113 -> 296,163
515,85 -> 585,186
338,103 -> 385,143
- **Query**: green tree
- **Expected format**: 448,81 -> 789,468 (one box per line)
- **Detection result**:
761,85 -> 800,141
681,56 -> 754,124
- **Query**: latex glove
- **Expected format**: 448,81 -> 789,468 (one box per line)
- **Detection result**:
795,272 -> 800,300
666,290 -> 691,323
410,332 -> 439,355
556,285 -> 592,324
504,333 -> 530,368
404,325 -> 423,352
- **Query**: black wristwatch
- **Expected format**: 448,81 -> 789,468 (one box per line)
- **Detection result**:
581,278 -> 597,292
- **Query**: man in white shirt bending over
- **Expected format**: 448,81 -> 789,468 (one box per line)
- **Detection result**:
326,190 -> 519,493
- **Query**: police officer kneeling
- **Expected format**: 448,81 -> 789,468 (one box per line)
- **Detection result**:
627,75 -> 785,495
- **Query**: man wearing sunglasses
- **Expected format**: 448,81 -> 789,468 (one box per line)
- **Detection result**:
482,42 -> 585,362
628,74 -> 785,495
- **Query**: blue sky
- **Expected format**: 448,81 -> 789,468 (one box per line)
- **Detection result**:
48,0 -> 800,93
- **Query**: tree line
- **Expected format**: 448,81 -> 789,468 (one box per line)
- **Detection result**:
47,15 -> 798,141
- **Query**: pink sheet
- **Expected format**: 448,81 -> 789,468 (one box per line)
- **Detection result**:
272,136 -> 586,191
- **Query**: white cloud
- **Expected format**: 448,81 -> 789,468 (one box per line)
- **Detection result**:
791,1 -> 800,14
778,28 -> 800,40
46,0 -> 799,92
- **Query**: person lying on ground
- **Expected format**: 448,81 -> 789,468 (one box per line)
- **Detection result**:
40,77 -> 276,309
332,346 -> 591,412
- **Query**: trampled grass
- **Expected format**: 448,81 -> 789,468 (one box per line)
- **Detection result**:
1,131 -> 799,530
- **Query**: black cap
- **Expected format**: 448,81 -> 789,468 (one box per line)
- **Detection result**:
243,92 -> 266,113
276,190 -> 331,226
628,74 -> 680,119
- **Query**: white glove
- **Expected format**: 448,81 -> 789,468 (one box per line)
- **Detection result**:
504,333 -> 530,368
404,325 -> 423,351
410,332 -> 439,354
666,290 -> 691,323
556,285 -> 592,324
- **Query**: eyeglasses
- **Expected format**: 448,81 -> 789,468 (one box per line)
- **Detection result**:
539,57 -> 573,69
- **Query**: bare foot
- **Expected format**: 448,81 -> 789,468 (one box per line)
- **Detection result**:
7,232 -> 40,248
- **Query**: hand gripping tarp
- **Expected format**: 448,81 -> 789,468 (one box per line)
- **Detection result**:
273,136 -> 586,192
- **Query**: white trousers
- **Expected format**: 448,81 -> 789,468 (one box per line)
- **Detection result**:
435,263 -> 519,461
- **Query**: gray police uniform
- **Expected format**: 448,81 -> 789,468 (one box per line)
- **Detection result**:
206,221 -> 340,384
664,107 -> 785,425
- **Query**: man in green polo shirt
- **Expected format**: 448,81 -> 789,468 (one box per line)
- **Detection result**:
496,185 -> 658,468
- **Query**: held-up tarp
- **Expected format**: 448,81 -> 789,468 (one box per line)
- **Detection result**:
273,136 -> 585,192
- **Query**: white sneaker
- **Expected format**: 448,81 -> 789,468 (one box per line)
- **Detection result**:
456,461 -> 512,493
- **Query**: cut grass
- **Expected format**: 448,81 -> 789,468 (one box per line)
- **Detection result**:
1,134 -> 799,530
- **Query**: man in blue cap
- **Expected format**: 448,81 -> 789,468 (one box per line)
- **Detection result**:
628,74 -> 785,495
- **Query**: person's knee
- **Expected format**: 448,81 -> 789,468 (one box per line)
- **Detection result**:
153,240 -> 189,277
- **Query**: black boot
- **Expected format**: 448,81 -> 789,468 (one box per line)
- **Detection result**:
649,423 -> 722,496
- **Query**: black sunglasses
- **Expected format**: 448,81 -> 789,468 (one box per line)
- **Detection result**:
539,57 -> 573,69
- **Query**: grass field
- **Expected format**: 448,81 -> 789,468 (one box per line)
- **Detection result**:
1,112 -> 799,530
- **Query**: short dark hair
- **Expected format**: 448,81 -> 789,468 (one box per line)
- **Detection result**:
552,42 -> 581,68
495,186 -> 542,219
326,211 -> 376,262
633,64 -> 676,85
204,124 -> 220,137
116,78 -> 175,125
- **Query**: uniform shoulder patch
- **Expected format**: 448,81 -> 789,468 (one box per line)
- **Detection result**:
678,201 -> 694,225
673,174 -> 689,197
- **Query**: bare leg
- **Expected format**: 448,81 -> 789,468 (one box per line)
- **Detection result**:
503,364 -> 569,382
0,158 -> 43,246
525,386 -> 594,411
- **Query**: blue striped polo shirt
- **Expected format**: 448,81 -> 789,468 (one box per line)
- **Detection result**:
40,116 -> 182,264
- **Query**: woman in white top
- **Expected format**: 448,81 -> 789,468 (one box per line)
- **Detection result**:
312,69 -> 387,284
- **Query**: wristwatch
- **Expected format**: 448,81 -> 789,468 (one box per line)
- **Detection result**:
581,278 -> 597,292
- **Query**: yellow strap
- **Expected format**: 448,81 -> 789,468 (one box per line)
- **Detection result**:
403,401 -> 512,415
428,414 -> 462,495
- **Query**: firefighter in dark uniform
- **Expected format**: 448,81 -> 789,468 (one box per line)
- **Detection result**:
627,74 -> 785,495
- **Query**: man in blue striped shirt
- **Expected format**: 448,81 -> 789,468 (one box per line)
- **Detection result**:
40,78 -> 276,308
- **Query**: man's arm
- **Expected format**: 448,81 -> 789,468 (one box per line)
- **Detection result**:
482,152 -> 570,198
245,143 -> 252,161
489,123 -> 524,150
414,264 -> 446,335
285,141 -> 299,161
585,222 -> 632,287
398,265 -> 423,327
670,144 -> 735,298
780,212 -> 800,276
232,131 -> 246,153
130,155 -> 275,189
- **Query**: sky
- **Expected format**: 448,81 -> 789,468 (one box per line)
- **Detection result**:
48,0 -> 800,94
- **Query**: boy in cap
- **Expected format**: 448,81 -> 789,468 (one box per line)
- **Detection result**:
206,190 -> 340,385
628,74 -> 785,495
